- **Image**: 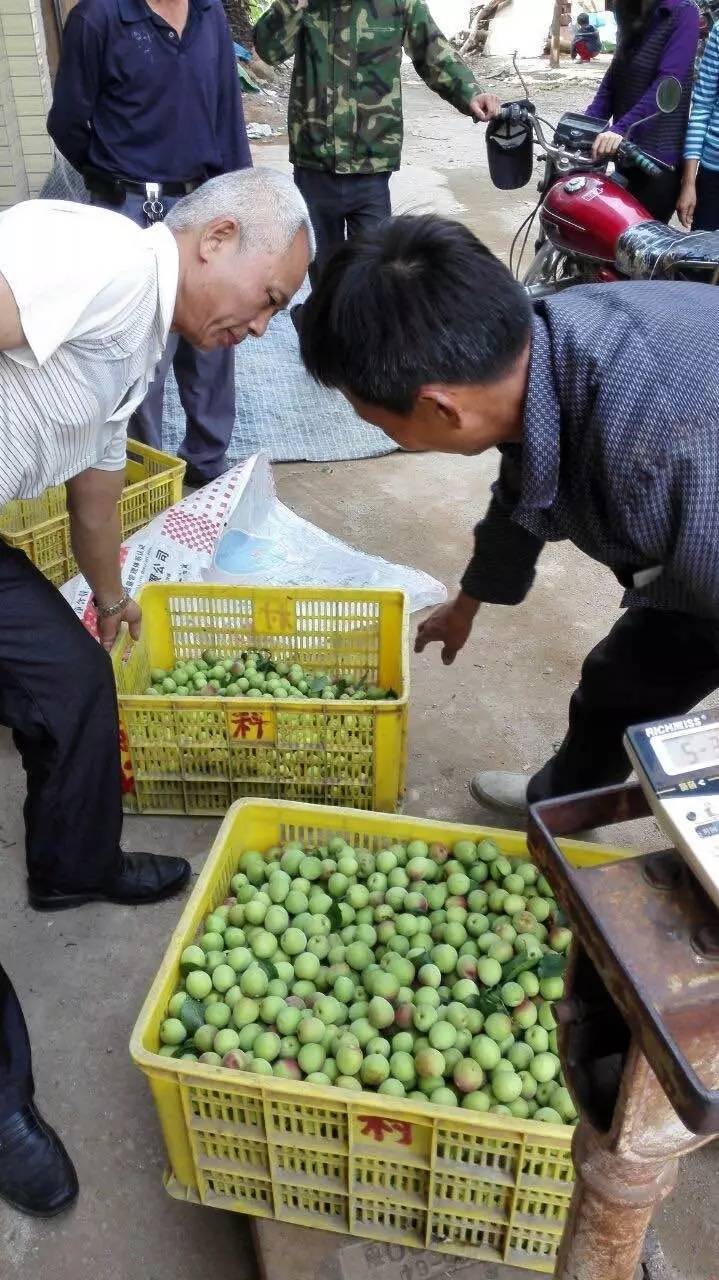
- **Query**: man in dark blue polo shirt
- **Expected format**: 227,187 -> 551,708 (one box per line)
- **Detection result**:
48,0 -> 251,486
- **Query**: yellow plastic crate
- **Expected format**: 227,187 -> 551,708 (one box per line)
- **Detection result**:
112,585 -> 409,815
130,801 -> 630,1273
0,440 -> 185,587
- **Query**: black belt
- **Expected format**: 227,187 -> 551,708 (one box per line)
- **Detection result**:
114,176 -> 202,196
84,166 -> 203,204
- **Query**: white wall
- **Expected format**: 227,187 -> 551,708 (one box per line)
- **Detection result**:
427,0 -> 557,57
427,0 -> 474,38
0,0 -> 53,207
485,0 -> 554,57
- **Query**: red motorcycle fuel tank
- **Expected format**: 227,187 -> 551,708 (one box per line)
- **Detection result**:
539,172 -> 651,263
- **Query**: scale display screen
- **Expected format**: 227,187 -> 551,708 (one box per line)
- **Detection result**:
624,709 -> 719,911
652,723 -> 719,776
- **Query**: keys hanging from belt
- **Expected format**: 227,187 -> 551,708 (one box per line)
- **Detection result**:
143,182 -> 166,225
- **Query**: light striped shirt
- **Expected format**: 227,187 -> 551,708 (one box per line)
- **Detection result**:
0,200 -> 178,507
685,24 -> 719,169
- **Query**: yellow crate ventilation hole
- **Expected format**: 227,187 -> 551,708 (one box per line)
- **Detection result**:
131,801 -> 629,1274
112,585 -> 409,815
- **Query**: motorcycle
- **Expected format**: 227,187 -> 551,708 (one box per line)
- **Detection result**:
487,70 -> 719,297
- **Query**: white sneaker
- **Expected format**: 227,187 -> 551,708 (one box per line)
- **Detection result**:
468,770 -> 529,817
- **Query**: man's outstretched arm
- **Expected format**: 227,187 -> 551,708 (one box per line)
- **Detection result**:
416,451 -> 545,664
66,467 -> 141,652
403,0 -> 500,121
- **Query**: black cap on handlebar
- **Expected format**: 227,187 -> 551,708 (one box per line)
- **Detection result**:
486,105 -> 534,191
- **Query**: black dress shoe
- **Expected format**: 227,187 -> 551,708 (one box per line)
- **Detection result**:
0,1104 -> 78,1218
183,464 -> 223,489
28,852 -> 191,911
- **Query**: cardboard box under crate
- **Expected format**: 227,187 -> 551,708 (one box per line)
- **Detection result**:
252,1220 -> 542,1280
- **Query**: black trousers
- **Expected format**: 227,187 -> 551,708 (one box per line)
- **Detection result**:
0,539 -> 124,1118
692,165 -> 719,231
527,608 -> 719,803
0,965 -> 32,1123
293,169 -> 392,283
623,165 -> 681,223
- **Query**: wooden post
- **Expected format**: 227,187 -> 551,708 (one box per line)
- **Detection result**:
549,0 -> 562,67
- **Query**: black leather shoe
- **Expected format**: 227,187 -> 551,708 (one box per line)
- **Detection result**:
183,464 -> 223,489
28,852 -> 191,911
0,1104 -> 78,1218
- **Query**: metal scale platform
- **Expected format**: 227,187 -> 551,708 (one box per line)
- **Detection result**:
527,708 -> 719,1280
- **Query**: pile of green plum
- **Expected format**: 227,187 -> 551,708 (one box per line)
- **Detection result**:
158,833 -> 577,1125
145,649 -> 397,701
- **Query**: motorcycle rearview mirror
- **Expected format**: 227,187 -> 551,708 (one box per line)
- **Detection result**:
656,76 -> 682,114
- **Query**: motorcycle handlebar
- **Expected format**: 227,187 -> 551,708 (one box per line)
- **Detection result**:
495,105 -> 670,180
495,104 -> 552,152
497,104 -> 530,126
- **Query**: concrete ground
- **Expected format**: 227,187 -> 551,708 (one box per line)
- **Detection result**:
0,59 -> 716,1280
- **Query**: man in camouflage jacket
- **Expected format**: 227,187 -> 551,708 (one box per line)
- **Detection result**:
254,0 -> 499,283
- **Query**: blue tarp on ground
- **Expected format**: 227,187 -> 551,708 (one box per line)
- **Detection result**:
163,299 -> 397,464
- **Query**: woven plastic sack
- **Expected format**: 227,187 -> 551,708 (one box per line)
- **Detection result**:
38,153 -> 89,203
61,453 -> 446,633
205,452 -> 446,612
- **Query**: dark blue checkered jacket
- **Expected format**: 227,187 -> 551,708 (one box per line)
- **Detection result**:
461,281 -> 719,618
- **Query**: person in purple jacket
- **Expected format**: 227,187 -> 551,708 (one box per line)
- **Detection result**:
48,0 -> 252,486
586,0 -> 700,221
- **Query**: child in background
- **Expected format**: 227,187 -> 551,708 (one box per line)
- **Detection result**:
572,12 -> 602,61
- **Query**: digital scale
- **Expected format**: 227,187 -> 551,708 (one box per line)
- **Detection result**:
625,706 -> 719,911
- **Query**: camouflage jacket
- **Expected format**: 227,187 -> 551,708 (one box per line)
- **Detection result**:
253,0 -> 480,173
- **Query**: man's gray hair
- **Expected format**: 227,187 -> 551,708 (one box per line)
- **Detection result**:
166,168 -> 315,256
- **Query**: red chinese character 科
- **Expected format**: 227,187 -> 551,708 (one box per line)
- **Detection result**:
119,759 -> 135,796
390,1120 -> 413,1146
358,1116 -> 412,1146
359,1116 -> 394,1142
231,711 -> 266,740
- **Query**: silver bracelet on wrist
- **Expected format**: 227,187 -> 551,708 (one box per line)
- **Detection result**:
92,591 -> 131,619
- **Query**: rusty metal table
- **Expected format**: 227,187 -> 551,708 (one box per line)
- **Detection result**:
529,783 -> 719,1280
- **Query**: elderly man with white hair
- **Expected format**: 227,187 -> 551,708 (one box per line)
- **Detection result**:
0,167 -> 312,1220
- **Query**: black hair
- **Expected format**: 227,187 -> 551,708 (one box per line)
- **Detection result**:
299,214 -> 533,414
614,0 -> 656,49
